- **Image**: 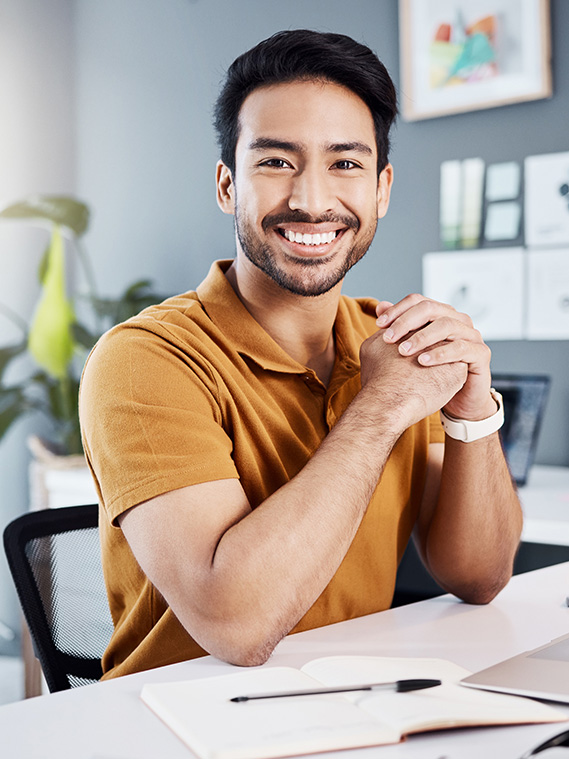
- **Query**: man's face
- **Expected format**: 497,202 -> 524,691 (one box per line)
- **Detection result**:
217,79 -> 393,297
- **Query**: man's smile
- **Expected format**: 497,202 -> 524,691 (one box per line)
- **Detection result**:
279,228 -> 339,246
275,224 -> 348,252
272,225 -> 350,258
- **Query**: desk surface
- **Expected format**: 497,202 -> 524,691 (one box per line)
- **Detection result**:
2,562 -> 569,759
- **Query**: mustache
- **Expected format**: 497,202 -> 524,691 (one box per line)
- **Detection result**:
262,210 -> 359,233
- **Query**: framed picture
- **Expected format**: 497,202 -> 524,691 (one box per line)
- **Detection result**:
399,0 -> 552,121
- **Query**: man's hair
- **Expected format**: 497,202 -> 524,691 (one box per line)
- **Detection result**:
213,29 -> 398,176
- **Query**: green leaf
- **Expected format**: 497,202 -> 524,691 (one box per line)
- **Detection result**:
71,322 -> 99,351
0,341 -> 27,381
0,387 -> 28,442
122,279 -> 153,298
46,375 -> 82,454
28,226 -> 76,379
37,242 -> 51,284
88,296 -> 121,324
88,279 -> 164,326
0,196 -> 89,237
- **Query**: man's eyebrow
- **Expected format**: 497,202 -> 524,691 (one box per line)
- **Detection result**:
247,138 -> 374,156
326,141 -> 374,156
248,137 -> 303,152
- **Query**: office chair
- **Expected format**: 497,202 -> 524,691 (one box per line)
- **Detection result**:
3,503 -> 114,692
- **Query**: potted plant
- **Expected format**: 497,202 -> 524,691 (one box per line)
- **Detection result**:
0,195 -> 164,460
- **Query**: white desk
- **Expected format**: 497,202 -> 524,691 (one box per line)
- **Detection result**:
2,562 -> 569,759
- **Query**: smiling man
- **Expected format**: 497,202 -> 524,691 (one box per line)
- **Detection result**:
79,30 -> 522,679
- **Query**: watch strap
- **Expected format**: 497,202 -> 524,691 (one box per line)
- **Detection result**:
439,389 -> 504,443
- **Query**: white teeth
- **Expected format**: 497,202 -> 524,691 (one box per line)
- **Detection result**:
283,230 -> 338,246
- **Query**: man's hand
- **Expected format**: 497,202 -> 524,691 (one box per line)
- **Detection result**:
371,295 -> 522,606
374,294 -> 497,422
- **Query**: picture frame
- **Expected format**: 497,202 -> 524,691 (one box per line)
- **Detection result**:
399,0 -> 552,121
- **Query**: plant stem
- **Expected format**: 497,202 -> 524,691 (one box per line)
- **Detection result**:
57,374 -> 82,454
74,238 -> 103,333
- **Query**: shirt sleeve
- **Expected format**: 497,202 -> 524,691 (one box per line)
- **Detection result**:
428,409 -> 445,444
79,324 -> 238,526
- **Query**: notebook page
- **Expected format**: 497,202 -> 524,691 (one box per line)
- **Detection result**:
301,656 -> 566,733
141,666 -> 400,759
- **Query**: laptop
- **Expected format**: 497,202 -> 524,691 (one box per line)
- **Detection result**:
461,632 -> 569,704
492,373 -> 550,486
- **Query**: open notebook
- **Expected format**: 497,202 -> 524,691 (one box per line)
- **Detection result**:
141,655 -> 566,759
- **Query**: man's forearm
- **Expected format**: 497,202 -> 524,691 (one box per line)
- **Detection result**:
420,433 -> 523,603
199,386 -> 405,664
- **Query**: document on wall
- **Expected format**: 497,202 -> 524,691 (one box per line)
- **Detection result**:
141,655 -> 566,759
422,248 -> 525,341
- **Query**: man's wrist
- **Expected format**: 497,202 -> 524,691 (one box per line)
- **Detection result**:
440,389 -> 504,443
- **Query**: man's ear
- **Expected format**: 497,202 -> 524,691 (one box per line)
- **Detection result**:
376,163 -> 394,220
216,160 -> 235,215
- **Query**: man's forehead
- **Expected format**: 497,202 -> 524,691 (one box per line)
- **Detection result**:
236,79 -> 377,153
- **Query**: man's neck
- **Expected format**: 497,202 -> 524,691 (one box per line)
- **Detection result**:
225,259 -> 340,386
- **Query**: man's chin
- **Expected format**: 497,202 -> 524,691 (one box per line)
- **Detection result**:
253,259 -> 347,297
236,224 -> 371,296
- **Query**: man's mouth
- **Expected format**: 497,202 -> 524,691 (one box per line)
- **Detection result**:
277,228 -> 341,247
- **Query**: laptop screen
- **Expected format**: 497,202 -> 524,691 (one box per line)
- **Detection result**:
492,373 -> 550,486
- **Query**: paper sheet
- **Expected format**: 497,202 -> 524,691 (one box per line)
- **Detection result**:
527,248 -> 569,340
525,152 -> 569,248
422,248 -> 525,341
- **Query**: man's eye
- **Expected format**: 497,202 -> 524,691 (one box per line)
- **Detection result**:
334,160 -> 359,170
260,159 -> 290,169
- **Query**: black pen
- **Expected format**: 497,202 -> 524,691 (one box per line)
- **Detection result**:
230,678 -> 442,702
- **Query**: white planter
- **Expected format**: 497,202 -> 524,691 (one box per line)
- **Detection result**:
28,436 -> 97,511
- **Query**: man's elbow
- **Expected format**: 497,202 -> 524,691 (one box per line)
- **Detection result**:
203,628 -> 281,667
187,610 -> 285,667
456,582 -> 502,606
451,567 -> 513,606
222,639 -> 276,667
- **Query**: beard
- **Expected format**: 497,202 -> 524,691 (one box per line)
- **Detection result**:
234,203 -> 378,297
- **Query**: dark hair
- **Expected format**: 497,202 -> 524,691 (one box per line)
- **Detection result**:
213,29 -> 398,176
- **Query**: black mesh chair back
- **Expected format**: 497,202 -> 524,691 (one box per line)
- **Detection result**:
3,503 -> 114,692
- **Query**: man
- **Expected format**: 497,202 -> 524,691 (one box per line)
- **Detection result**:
79,30 -> 522,679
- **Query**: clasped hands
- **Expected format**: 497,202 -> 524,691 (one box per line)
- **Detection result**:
362,294 -> 497,425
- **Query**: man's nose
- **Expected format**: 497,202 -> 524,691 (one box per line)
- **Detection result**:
287,166 -> 335,216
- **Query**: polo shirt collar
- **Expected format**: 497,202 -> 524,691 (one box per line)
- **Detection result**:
196,259 -> 361,374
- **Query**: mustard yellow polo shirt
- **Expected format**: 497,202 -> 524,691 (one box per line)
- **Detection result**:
79,260 -> 444,679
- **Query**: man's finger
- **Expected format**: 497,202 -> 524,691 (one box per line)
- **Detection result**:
397,318 -> 484,357
379,297 -> 472,342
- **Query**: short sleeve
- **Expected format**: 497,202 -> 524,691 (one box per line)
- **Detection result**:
79,324 -> 238,526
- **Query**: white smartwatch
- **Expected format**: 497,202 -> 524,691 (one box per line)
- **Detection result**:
439,388 -> 504,443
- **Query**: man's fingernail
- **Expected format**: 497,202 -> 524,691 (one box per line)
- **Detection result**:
384,328 -> 394,341
419,353 -> 431,364
377,314 -> 388,326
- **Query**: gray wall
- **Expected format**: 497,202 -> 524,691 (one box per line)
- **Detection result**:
0,0 -> 76,641
74,0 -> 569,467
